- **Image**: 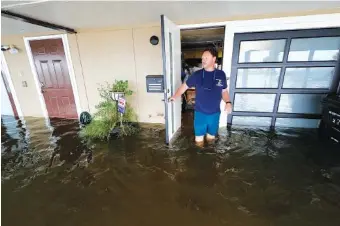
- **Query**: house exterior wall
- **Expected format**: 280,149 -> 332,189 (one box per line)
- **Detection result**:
68,26 -> 165,123
70,29 -> 137,114
2,35 -> 45,117
2,11 -> 340,124
2,27 -> 165,123
132,27 -> 165,123
1,74 -> 14,116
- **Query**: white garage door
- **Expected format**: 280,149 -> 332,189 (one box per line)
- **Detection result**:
228,28 -> 340,128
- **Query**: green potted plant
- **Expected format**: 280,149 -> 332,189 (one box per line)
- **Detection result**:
80,80 -> 137,140
110,80 -> 133,101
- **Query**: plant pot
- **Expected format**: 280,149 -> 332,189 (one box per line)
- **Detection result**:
110,91 -> 125,101
109,122 -> 139,139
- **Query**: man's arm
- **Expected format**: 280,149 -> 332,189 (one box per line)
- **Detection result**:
221,70 -> 232,113
222,89 -> 231,103
222,89 -> 232,113
169,83 -> 188,101
170,72 -> 197,101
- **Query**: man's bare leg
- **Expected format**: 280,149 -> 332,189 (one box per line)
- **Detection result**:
195,136 -> 204,146
206,133 -> 216,142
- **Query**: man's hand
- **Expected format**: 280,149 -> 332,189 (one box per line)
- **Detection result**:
225,102 -> 232,114
168,83 -> 188,103
168,96 -> 176,102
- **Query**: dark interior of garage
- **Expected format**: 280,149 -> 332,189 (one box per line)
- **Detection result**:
180,26 -> 225,115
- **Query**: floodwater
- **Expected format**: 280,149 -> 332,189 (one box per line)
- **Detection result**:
2,112 -> 340,226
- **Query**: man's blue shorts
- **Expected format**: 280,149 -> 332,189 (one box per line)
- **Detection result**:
194,111 -> 220,136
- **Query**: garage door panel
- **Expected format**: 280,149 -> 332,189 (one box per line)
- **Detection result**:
233,116 -> 272,127
275,118 -> 320,128
283,67 -> 335,89
236,68 -> 281,88
278,94 -> 326,114
238,39 -> 286,63
228,28 -> 340,128
288,37 -> 340,62
234,93 -> 276,112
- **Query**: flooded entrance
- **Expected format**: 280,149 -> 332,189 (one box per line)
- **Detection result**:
2,116 -> 340,226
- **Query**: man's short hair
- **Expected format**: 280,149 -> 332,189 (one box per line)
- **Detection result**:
203,47 -> 218,58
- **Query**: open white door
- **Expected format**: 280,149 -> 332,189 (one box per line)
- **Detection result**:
161,15 -> 182,144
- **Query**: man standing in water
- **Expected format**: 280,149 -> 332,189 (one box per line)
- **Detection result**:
169,47 -> 232,144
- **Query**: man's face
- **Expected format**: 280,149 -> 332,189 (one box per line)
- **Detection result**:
202,51 -> 216,69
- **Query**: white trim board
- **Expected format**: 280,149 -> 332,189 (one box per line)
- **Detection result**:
179,13 -> 340,128
23,34 -> 81,126
62,35 -> 82,117
180,13 -> 340,77
179,13 -> 340,30
222,13 -> 340,78
1,52 -> 24,120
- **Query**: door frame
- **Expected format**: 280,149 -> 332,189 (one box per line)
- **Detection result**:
24,34 -> 81,123
1,52 -> 24,119
161,15 -> 170,143
179,13 -> 340,127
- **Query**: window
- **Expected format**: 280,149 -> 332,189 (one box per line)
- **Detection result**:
288,37 -> 340,62
234,93 -> 276,112
239,39 -> 286,63
283,67 -> 334,89
278,94 -> 325,114
233,116 -> 272,127
275,118 -> 320,128
236,68 -> 281,88
229,28 -> 340,128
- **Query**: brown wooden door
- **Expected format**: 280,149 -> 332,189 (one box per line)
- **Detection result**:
29,38 -> 78,119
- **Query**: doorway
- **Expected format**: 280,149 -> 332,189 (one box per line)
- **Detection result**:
1,70 -> 19,118
161,15 -> 226,144
1,59 -> 24,141
25,36 -> 80,120
180,26 -> 225,127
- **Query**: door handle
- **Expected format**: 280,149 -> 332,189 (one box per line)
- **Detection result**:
161,98 -> 173,102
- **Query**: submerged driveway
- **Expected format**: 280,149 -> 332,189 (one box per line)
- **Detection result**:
1,115 -> 340,226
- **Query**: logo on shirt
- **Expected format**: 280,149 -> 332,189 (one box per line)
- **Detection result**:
216,79 -> 223,87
